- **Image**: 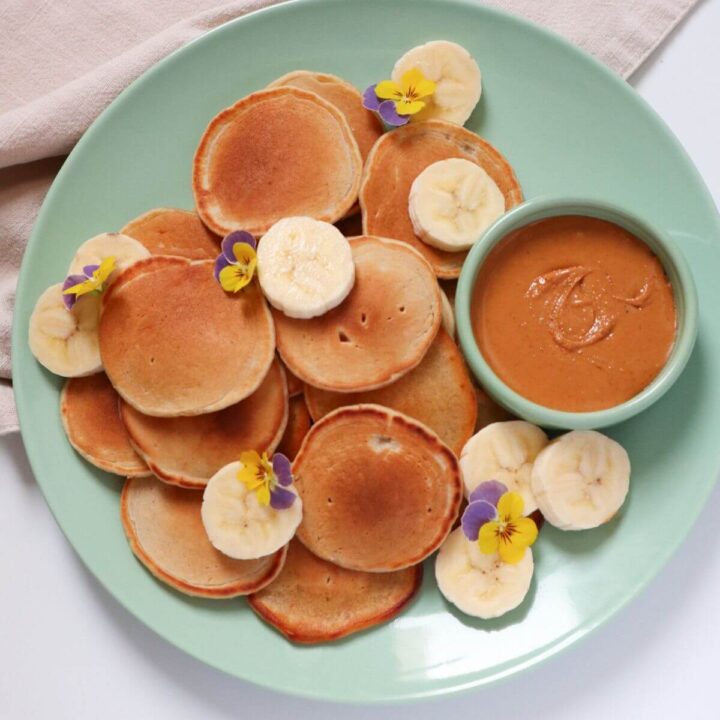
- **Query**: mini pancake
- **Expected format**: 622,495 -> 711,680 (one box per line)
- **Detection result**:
267,71 -> 383,163
360,120 -> 523,278
293,404 -> 462,571
276,396 -> 312,460
121,478 -> 287,598
61,373 -> 149,477
273,236 -> 441,392
304,329 -> 476,455
99,256 -> 275,417
249,539 -> 421,643
193,87 -> 362,236
121,208 -> 220,260
120,359 -> 288,488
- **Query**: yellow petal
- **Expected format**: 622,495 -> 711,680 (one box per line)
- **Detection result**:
236,464 -> 260,488
219,264 -> 251,293
93,256 -> 116,285
478,522 -> 500,555
255,484 -> 271,507
375,80 -> 403,100
400,68 -> 435,99
62,278 -> 97,297
497,491 -> 524,522
498,541 -> 526,564
395,99 -> 426,116
511,516 -> 539,548
240,450 -> 262,467
233,243 -> 256,266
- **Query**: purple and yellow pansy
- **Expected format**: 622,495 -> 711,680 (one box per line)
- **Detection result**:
237,450 -> 296,510
363,67 -> 436,126
214,231 -> 257,293
61,256 -> 116,310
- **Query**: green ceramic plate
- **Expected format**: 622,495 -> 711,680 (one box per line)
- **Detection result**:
12,0 -> 720,703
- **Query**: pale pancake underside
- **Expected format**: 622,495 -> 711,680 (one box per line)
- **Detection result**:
249,539 -> 421,643
61,373 -> 149,477
121,477 -> 287,598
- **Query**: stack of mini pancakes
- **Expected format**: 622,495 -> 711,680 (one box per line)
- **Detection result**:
36,60 -> 524,643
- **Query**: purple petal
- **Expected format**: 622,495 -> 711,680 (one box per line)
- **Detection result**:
378,100 -> 410,127
272,453 -> 293,486
461,500 -> 497,541
62,274 -> 88,310
213,253 -> 232,281
270,485 -> 296,510
362,84 -> 382,112
221,231 -> 256,262
82,263 -> 99,278
469,480 -> 508,507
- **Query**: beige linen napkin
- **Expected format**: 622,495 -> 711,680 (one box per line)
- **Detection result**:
0,0 -> 699,434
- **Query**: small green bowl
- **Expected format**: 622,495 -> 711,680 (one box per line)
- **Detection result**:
455,197 -> 699,430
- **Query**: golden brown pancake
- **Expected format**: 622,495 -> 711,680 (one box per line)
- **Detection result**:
249,539 -> 421,643
360,120 -> 523,278
121,478 -> 287,598
120,359 -> 288,488
293,404 -> 462,571
273,236 -> 441,392
304,330 -> 476,455
193,87 -> 362,236
121,208 -> 220,260
61,373 -> 149,477
100,256 -> 275,417
276,395 -> 312,460
267,71 -> 383,163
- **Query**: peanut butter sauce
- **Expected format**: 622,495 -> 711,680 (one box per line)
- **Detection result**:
472,216 -> 677,412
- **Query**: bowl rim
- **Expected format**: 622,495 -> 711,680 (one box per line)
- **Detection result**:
455,196 -> 699,430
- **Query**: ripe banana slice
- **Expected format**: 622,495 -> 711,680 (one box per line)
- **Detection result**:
202,461 -> 302,560
392,40 -> 482,125
531,431 -> 630,530
256,217 -> 355,319
67,232 -> 150,284
409,158 -> 505,252
29,284 -> 102,377
460,421 -> 548,513
439,286 -> 455,338
436,528 -> 534,619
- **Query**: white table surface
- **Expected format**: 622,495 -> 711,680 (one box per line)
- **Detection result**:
3,2 -> 720,718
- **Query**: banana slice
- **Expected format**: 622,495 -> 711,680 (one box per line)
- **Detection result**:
29,284 -> 102,377
409,158 -> 505,252
201,460 -> 302,560
459,421 -> 548,513
256,217 -> 355,319
436,528 -> 534,618
392,40 -> 482,125
439,286 -> 455,338
531,431 -> 630,530
67,232 -> 150,284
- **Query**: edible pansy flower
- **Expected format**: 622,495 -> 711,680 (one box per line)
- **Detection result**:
363,67 -> 436,127
61,256 -> 116,310
237,450 -> 296,510
461,481 -> 538,564
214,231 -> 257,293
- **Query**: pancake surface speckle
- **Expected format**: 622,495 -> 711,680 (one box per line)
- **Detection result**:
99,257 -> 275,417
293,404 -> 462,571
304,329 -> 477,455
273,236 -> 441,392
193,87 -> 362,236
120,359 -> 288,488
360,120 -> 523,278
61,373 -> 149,477
121,207 -> 220,260
249,539 -> 421,643
121,478 -> 287,598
